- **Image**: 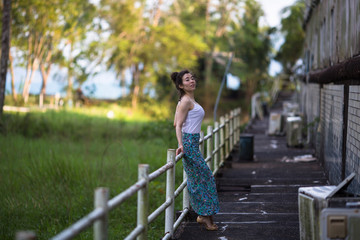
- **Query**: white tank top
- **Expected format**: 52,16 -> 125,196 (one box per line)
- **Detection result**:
182,102 -> 205,134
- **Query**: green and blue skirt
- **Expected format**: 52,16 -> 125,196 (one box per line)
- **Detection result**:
182,132 -> 219,216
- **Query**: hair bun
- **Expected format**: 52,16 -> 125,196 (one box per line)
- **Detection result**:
171,72 -> 179,83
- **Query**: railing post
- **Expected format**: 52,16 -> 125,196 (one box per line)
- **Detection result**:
225,114 -> 229,158
183,170 -> 190,210
214,122 -> 220,173
200,131 -> 205,156
237,108 -> 241,144
220,116 -> 225,164
229,111 -> 234,151
206,125 -> 213,171
165,149 -> 176,237
94,187 -> 109,240
234,109 -> 238,145
16,231 -> 36,240
137,164 -> 149,240
233,109 -> 238,144
238,108 -> 241,142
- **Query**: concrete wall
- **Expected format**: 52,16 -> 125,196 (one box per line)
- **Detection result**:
322,85 -> 344,186
301,82 -> 360,195
299,83 -> 321,147
346,86 -> 360,193
301,0 -> 360,195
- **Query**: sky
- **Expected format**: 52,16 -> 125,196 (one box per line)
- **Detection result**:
6,0 -> 297,100
258,0 -> 296,75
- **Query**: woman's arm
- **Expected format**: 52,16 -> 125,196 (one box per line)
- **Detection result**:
174,98 -> 192,155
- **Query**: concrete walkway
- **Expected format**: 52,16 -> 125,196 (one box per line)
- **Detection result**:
174,92 -> 329,240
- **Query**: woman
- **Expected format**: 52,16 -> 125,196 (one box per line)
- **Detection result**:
171,69 -> 219,231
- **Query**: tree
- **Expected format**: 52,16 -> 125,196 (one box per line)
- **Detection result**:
172,0 -> 243,112
0,0 -> 11,116
230,0 -> 274,109
1,1 -> 17,103
48,0 -> 96,107
10,0 -> 63,104
9,0 -> 95,106
275,0 -> 305,77
19,2 -> 50,103
8,51 -> 16,102
100,0 -> 205,110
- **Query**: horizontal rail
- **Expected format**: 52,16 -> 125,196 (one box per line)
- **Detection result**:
213,126 -> 221,133
148,198 -> 172,224
175,152 -> 184,163
162,233 -> 171,240
148,162 -> 174,181
124,225 -> 144,240
213,147 -> 220,155
213,167 -> 220,176
51,208 -> 104,240
173,208 -> 189,230
108,179 -> 147,210
174,180 -> 187,198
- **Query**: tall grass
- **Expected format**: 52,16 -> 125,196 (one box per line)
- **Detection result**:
0,105 -> 185,239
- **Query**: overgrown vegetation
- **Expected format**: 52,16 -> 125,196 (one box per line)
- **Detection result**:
0,106 -> 187,239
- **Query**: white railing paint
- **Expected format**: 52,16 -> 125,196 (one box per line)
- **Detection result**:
94,188 -> 109,240
165,149 -> 176,237
19,107 -> 241,240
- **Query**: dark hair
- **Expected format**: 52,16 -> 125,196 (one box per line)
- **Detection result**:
171,69 -> 190,100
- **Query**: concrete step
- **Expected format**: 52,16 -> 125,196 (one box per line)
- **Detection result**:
218,202 -> 298,214
217,177 -> 328,186
213,212 -> 299,222
174,222 -> 299,240
218,192 -> 298,203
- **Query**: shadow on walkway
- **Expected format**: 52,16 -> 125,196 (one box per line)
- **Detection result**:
174,91 -> 329,240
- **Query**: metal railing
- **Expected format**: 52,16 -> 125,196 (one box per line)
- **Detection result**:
16,107 -> 241,240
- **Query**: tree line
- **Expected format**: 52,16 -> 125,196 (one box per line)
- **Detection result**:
0,0 -> 306,115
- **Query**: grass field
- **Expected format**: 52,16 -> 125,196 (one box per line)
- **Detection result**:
0,104 -> 187,239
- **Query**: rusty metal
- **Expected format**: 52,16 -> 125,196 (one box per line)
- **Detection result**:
308,55 -> 360,84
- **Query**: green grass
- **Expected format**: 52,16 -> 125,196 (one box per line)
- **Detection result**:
0,106 -> 186,239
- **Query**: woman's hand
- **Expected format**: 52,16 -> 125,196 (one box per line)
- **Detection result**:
176,145 -> 183,156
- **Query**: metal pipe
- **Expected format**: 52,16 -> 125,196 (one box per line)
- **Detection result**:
148,162 -> 174,181
94,187 -> 109,240
108,179 -> 146,210
207,125 -> 213,170
214,122 -> 220,173
124,225 -> 144,240
214,52 -> 234,122
148,198 -> 172,224
173,208 -> 189,230
164,149 -> 176,237
137,164 -> 149,240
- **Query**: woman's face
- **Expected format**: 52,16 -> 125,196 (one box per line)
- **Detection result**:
180,73 -> 196,92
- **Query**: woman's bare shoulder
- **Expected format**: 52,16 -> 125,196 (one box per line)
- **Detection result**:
179,96 -> 193,109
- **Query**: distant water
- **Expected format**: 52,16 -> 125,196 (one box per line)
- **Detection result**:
5,66 -> 129,100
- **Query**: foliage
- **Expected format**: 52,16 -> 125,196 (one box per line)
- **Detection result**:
228,0 -> 275,112
275,0 -> 306,76
99,0 -> 207,109
2,0 -> 285,117
0,108 -> 183,239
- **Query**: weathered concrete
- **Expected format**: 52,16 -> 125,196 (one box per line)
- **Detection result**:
173,92 -> 329,240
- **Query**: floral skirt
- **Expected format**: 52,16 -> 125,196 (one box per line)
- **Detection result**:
182,132 -> 219,216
